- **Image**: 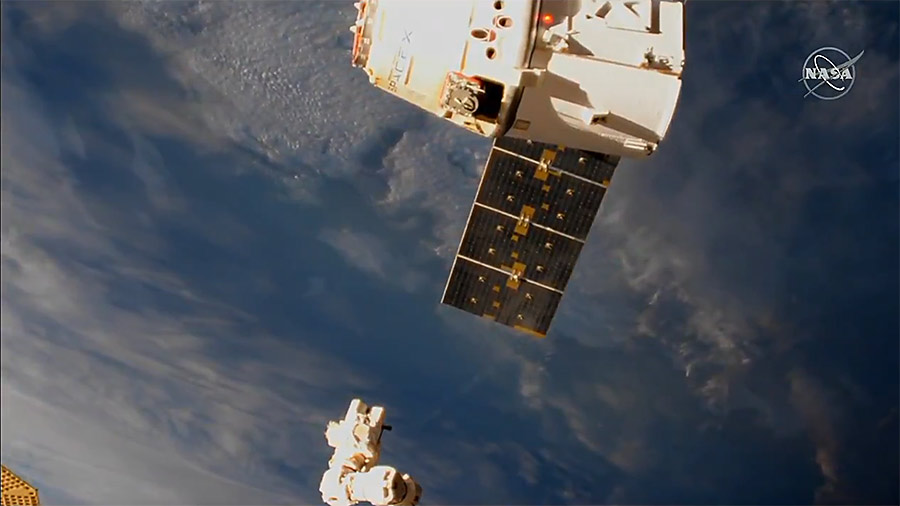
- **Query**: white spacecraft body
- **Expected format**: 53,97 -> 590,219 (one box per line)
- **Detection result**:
320,399 -> 422,506
350,0 -> 686,336
352,0 -> 684,157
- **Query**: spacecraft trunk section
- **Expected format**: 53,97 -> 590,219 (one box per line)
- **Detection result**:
351,0 -> 685,336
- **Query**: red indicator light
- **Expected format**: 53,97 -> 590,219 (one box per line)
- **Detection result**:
542,13 -> 554,25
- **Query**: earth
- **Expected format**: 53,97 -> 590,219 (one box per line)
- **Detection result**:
1,1 -> 898,504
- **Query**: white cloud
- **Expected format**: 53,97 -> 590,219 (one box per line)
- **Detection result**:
1,388 -> 291,505
1,7 -> 371,502
2,0 -> 895,504
431,2 -> 898,499
788,369 -> 843,503
319,228 -> 427,292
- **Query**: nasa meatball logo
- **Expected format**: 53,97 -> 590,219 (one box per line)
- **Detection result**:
799,46 -> 864,100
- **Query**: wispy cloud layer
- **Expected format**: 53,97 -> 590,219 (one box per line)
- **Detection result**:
1,1 -> 897,505
1,4 -> 373,503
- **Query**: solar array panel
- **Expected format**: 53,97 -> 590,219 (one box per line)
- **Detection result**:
441,137 -> 620,336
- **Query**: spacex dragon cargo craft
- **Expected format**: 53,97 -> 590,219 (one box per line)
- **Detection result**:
350,0 -> 686,337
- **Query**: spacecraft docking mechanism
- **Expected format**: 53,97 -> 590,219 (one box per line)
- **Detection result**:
350,0 -> 686,336
319,399 -> 422,506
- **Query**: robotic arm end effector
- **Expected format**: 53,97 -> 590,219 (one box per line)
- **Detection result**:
320,399 -> 422,506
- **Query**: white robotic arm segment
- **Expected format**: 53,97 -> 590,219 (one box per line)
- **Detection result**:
347,466 -> 422,506
321,467 -> 354,506
325,399 -> 385,464
320,399 -> 422,506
